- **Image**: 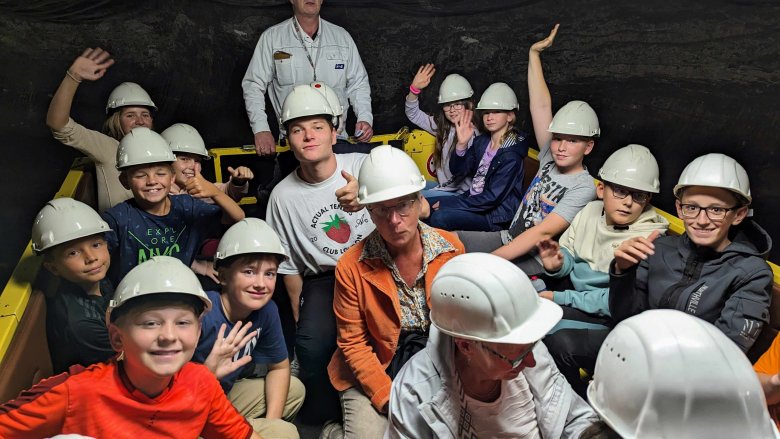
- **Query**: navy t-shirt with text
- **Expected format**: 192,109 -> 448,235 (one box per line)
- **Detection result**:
102,194 -> 222,285
193,290 -> 288,393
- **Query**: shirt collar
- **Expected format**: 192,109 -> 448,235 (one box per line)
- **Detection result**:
360,221 -> 456,264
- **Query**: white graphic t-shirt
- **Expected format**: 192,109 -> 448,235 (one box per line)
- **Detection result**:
266,153 -> 375,276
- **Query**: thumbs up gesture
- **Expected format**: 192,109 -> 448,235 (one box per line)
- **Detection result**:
227,166 -> 254,186
335,170 -> 362,212
613,229 -> 662,273
185,170 -> 220,199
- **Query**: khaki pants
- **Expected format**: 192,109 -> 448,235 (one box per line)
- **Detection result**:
228,376 -> 306,439
321,387 -> 388,439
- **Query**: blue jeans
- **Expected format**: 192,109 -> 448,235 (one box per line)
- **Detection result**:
426,200 -> 500,232
421,184 -> 460,199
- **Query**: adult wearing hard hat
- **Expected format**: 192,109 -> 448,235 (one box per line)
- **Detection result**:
324,146 -> 464,438
386,253 -> 596,438
585,310 -> 778,439
242,0 -> 373,157
47,48 -> 157,212
266,83 -> 376,423
548,153 -> 773,398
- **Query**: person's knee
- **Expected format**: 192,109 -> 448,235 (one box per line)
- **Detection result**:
249,418 -> 300,439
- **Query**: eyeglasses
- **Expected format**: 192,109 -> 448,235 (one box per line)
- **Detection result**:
480,342 -> 536,369
367,198 -> 417,218
678,203 -> 737,221
608,184 -> 651,204
442,102 -> 465,112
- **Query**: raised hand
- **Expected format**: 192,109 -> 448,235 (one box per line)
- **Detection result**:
228,166 -> 254,186
203,322 -> 258,380
536,238 -> 564,272
530,24 -> 560,54
355,121 -> 373,142
335,170 -> 362,212
614,229 -> 661,273
185,170 -> 220,199
411,63 -> 436,91
69,47 -> 115,82
454,109 -> 475,148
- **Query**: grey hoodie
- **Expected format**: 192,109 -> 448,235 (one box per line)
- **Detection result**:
610,219 -> 773,352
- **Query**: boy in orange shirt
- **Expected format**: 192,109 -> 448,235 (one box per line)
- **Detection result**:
0,256 -> 261,439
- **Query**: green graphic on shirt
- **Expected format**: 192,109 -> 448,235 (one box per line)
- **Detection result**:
129,226 -> 186,264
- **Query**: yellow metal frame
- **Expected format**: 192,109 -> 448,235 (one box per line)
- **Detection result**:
0,162 -> 85,363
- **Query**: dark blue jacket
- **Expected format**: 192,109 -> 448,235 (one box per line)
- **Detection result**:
437,130 -> 528,226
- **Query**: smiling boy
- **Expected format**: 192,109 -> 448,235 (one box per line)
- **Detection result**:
0,256 -> 260,438
193,218 -> 304,438
102,127 -> 245,285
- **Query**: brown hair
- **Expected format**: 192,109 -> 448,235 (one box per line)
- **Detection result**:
216,253 -> 282,279
479,109 -> 517,146
432,100 -> 478,170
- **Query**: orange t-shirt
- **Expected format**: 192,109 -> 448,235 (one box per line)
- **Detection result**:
0,360 -> 252,438
754,333 -> 780,427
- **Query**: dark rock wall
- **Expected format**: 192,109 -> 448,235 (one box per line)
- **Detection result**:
1,0 -> 779,284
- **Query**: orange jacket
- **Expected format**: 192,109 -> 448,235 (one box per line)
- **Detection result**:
327,227 -> 464,411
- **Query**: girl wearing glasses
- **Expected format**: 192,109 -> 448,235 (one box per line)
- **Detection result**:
424,81 -> 530,232
405,65 -> 479,198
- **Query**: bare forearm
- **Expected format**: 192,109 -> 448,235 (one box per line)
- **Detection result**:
283,274 -> 303,322
758,373 -> 780,406
213,191 -> 245,223
47,76 -> 79,131
528,50 -> 553,146
494,227 -> 555,261
264,366 -> 290,419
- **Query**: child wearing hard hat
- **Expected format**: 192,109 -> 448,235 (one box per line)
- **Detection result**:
405,64 -> 479,197
101,127 -> 245,286
585,310 -> 778,438
535,144 -> 669,332
386,253 -> 597,438
47,48 -> 157,212
0,256 -> 261,439
456,25 -> 598,275
424,81 -> 530,232
550,153 -> 773,397
191,218 -> 304,438
31,197 -> 115,374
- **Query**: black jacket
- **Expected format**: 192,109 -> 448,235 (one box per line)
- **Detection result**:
609,219 -> 773,352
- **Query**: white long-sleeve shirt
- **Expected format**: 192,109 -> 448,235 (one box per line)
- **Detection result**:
242,16 -> 373,136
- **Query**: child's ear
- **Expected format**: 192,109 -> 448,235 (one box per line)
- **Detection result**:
731,205 -> 749,226
119,172 -> 130,190
596,181 -> 605,200
42,260 -> 59,276
584,139 -> 595,156
108,323 -> 124,352
330,128 -> 337,146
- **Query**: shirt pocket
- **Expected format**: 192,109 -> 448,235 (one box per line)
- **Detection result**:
274,56 -> 295,86
322,50 -> 347,87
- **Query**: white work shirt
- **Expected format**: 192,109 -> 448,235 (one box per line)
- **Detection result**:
242,16 -> 373,136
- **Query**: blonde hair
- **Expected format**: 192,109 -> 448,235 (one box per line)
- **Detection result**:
102,111 -> 124,140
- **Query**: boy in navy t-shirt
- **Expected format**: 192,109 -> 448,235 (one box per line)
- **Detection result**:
102,127 -> 244,285
193,218 -> 304,438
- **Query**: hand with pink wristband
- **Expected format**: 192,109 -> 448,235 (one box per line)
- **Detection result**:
409,63 -> 436,97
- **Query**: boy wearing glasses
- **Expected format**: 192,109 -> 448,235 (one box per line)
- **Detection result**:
266,84 -> 375,422
535,145 -> 669,332
547,153 -> 772,397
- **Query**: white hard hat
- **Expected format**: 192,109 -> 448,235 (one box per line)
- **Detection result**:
548,100 -> 600,137
598,144 -> 660,193
107,256 -> 212,323
673,153 -> 751,203
116,127 -> 176,169
105,82 -> 157,114
280,84 -> 336,126
476,82 -> 519,111
357,145 -> 426,205
215,218 -> 288,266
160,123 -> 211,160
31,197 -> 111,254
438,74 -> 474,104
588,310 -> 775,439
431,253 -> 562,344
311,81 -> 343,117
